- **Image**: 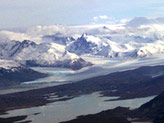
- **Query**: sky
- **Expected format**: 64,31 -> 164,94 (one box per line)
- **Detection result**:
0,0 -> 164,28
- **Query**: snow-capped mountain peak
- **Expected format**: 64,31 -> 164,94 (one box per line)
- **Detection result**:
0,39 -> 92,70
1,17 -> 164,67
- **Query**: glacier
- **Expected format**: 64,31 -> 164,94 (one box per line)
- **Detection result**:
0,17 -> 164,70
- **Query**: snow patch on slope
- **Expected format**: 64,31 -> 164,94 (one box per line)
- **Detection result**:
1,17 -> 164,62
0,59 -> 21,69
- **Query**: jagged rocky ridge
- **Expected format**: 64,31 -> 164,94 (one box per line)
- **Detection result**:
0,17 -> 164,59
1,17 -> 164,69
67,33 -> 164,58
0,40 -> 92,70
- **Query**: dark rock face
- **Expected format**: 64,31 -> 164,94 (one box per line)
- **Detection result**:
0,67 -> 48,87
0,115 -> 28,123
67,34 -> 98,55
68,58 -> 93,70
0,65 -> 164,123
63,91 -> 164,123
62,107 -> 131,123
131,91 -> 164,123
0,39 -> 92,70
25,58 -> 92,70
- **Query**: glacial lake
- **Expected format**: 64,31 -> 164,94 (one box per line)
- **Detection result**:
0,92 -> 155,123
1,55 -> 164,95
0,56 -> 163,122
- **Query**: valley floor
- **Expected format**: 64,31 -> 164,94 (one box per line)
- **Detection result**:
0,64 -> 164,122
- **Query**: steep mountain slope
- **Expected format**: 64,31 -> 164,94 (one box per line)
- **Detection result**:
132,91 -> 164,123
67,33 -> 164,58
0,59 -> 48,87
67,33 -> 123,57
0,40 -> 92,70
1,17 -> 164,60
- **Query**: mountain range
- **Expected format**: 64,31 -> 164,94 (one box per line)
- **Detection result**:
0,39 -> 92,70
0,17 -> 164,76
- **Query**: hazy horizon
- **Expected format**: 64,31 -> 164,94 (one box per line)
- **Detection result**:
1,0 -> 164,28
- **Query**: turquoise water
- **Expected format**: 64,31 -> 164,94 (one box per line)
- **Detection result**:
0,56 -> 161,122
1,56 -> 164,95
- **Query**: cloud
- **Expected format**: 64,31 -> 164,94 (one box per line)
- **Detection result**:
0,30 -> 30,42
119,19 -> 130,24
93,15 -> 110,21
126,17 -> 164,27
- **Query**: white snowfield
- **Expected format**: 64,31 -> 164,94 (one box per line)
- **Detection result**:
0,59 -> 21,69
0,17 -> 164,69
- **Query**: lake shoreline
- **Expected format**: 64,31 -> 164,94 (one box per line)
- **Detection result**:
0,65 -> 164,122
